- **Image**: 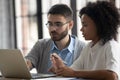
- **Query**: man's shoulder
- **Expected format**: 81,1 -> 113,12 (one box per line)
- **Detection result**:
38,38 -> 52,42
71,35 -> 85,44
34,38 -> 53,46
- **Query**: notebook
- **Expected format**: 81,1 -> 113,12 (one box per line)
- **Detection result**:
0,49 -> 55,79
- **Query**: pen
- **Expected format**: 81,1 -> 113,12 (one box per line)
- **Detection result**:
51,54 -> 67,65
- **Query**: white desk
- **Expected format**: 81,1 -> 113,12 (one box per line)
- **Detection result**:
0,77 -> 91,80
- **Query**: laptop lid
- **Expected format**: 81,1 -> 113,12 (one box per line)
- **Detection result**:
0,49 -> 32,79
0,49 -> 56,79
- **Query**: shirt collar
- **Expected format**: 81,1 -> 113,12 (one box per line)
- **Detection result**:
51,42 -> 58,50
67,36 -> 75,53
50,36 -> 75,53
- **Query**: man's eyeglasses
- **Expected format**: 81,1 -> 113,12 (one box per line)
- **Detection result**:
46,21 -> 70,28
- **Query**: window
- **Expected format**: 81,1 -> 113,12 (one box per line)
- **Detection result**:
116,0 -> 120,42
15,0 -> 38,55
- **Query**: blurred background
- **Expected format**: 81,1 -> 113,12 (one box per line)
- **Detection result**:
0,0 -> 120,56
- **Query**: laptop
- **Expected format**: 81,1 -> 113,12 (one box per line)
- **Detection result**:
0,49 -> 55,79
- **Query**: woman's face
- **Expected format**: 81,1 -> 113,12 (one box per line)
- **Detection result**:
80,14 -> 100,43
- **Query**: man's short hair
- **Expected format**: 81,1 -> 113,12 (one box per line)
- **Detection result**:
47,4 -> 73,20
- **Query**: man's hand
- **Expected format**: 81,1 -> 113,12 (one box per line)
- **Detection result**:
25,59 -> 33,70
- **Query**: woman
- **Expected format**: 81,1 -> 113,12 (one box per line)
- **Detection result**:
49,1 -> 120,80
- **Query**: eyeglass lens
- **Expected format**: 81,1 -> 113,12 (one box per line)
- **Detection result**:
46,21 -> 70,28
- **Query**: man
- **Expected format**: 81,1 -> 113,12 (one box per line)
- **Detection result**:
25,4 -> 85,74
50,1 -> 120,80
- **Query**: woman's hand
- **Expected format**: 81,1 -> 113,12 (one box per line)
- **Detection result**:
49,53 -> 75,77
48,53 -> 65,73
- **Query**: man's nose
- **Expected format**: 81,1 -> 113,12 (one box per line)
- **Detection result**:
49,26 -> 57,31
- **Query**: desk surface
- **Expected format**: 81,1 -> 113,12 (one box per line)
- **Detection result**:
0,77 -> 91,80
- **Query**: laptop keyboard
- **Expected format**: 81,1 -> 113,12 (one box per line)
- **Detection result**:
31,73 -> 56,79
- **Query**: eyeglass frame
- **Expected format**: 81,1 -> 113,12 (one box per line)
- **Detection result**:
46,20 -> 71,28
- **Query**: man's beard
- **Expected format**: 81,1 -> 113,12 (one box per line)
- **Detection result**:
50,28 -> 68,41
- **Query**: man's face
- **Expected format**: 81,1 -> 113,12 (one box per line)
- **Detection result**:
47,14 -> 71,41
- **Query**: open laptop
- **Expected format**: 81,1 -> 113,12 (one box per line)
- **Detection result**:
0,49 -> 55,79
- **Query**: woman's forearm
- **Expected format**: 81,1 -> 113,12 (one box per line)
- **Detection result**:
73,70 -> 117,80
